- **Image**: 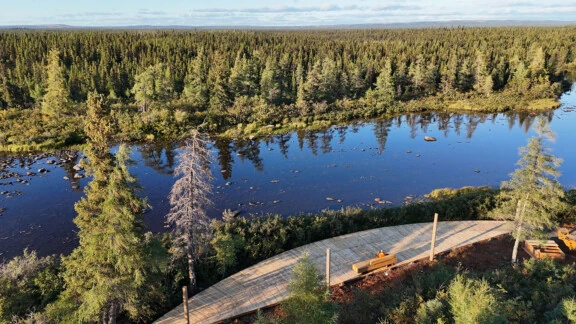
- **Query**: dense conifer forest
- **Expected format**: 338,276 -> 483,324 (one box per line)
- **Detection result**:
2,26 -> 576,323
1,27 -> 575,151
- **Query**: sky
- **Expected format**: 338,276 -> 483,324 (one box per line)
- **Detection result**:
1,0 -> 576,27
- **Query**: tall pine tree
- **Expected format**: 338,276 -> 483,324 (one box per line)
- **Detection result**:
41,49 -> 69,117
48,93 -> 150,323
489,117 -> 566,263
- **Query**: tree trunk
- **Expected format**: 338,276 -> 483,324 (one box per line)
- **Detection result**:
187,250 -> 196,293
511,217 -> 523,264
511,194 -> 529,263
103,301 -> 117,324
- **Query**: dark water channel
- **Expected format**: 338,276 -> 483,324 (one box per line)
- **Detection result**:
1,84 -> 576,259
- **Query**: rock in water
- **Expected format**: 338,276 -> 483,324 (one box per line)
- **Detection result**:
424,136 -> 437,142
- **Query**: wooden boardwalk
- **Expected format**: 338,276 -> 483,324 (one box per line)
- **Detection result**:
155,220 -> 509,324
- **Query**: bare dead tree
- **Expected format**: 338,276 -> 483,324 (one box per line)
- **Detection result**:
167,130 -> 213,293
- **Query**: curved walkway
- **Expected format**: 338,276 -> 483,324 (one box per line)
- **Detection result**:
155,220 -> 510,324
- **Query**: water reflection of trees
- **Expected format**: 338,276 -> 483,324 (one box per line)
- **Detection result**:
234,138 -> 264,172
276,134 -> 291,158
320,129 -> 334,153
210,110 -> 555,178
373,120 -> 391,152
137,142 -> 176,175
399,110 -> 553,139
214,138 -> 233,180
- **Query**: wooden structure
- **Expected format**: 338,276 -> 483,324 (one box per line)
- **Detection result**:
523,240 -> 565,260
352,254 -> 397,273
429,213 -> 439,261
155,221 -> 510,324
558,228 -> 576,251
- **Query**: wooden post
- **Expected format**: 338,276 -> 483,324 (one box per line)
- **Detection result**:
429,213 -> 439,261
182,286 -> 190,324
326,248 -> 331,287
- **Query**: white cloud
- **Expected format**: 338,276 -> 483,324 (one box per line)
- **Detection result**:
4,1 -> 575,27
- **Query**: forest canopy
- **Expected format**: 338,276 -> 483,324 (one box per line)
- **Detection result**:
0,27 -> 575,151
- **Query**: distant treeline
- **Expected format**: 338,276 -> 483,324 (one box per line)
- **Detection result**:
0,27 -> 575,150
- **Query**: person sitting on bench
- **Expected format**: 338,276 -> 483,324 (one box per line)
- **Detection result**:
376,250 -> 386,258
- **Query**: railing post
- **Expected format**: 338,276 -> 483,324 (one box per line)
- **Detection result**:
326,248 -> 331,287
182,286 -> 190,324
429,213 -> 439,261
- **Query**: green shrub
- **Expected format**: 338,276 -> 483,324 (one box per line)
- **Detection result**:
0,250 -> 63,322
281,253 -> 338,324
448,274 -> 504,324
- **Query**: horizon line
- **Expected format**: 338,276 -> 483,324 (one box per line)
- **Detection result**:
1,19 -> 576,30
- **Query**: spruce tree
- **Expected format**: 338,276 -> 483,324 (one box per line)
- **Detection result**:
260,57 -> 281,105
281,253 -> 338,324
489,117 -> 566,263
207,51 -> 231,114
319,57 -> 339,103
48,93 -> 149,323
369,59 -> 396,104
182,51 -> 209,110
509,61 -> 531,94
229,51 -> 259,98
473,52 -> 493,96
41,49 -> 68,117
301,60 -> 323,104
409,55 -> 425,96
132,63 -> 173,112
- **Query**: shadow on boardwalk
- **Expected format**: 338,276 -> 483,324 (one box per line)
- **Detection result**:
155,220 -> 510,324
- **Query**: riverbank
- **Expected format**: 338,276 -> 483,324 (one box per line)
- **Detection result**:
0,87 -> 565,153
221,91 -> 563,139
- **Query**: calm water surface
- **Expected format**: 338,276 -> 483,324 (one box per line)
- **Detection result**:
1,84 -> 576,259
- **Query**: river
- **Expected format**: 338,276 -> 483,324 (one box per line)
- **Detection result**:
1,84 -> 576,259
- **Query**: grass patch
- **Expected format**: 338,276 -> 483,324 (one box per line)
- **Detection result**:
524,98 -> 562,110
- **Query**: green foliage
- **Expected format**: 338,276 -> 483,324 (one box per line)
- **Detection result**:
416,298 -> 447,324
0,28 -> 572,151
448,274 -> 503,323
253,309 -> 277,324
41,49 -> 69,117
182,50 -> 209,110
0,250 -> 63,323
211,212 -> 246,276
46,93 -> 166,323
558,298 -> 576,323
132,63 -> 174,112
367,59 -> 396,108
493,258 -> 576,322
339,258 -> 576,324
281,253 -> 338,324
208,51 -> 231,114
489,117 -> 567,261
0,108 -> 84,152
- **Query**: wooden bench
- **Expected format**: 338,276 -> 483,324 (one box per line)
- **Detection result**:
352,254 -> 398,274
523,240 -> 565,260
